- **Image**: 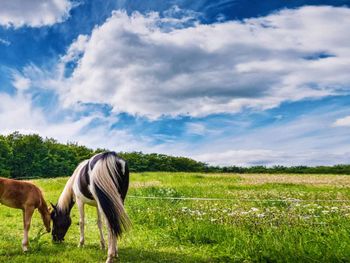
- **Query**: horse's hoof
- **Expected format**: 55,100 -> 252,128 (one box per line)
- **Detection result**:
78,243 -> 84,248
22,246 -> 28,252
105,257 -> 114,263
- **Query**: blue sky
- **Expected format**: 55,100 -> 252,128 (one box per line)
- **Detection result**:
0,0 -> 350,166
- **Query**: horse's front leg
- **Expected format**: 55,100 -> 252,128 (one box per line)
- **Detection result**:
77,199 -> 85,247
97,208 -> 105,249
22,206 -> 35,252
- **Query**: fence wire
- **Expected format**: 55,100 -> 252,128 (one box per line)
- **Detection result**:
15,177 -> 350,203
128,195 -> 350,203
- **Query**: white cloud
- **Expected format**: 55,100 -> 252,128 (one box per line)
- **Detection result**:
333,115 -> 350,127
1,87 -> 349,167
56,6 -> 350,118
194,149 -> 291,167
61,35 -> 90,63
0,91 -> 152,152
186,123 -> 208,135
194,149 -> 350,167
0,92 -> 92,141
4,5 -> 350,167
12,73 -> 31,91
0,38 -> 10,46
191,109 -> 350,166
0,0 -> 73,28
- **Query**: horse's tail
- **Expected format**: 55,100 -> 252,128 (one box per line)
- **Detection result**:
90,152 -> 131,237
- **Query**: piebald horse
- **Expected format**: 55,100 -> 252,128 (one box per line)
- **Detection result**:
51,151 -> 130,263
0,177 -> 51,251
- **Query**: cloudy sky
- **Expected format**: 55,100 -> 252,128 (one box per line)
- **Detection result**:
0,0 -> 349,166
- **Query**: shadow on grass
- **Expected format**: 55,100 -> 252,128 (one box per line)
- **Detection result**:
120,247 -> 210,263
0,242 -> 211,263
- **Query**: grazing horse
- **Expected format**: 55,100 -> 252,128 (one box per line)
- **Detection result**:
0,177 -> 51,251
51,151 -> 130,263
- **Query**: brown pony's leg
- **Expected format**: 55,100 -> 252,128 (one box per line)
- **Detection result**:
22,206 -> 35,252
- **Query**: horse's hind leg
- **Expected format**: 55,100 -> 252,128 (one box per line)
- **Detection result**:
97,208 -> 105,249
22,206 -> 35,252
106,226 -> 117,263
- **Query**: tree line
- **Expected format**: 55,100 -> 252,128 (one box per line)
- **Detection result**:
0,132 -> 207,178
0,132 -> 349,179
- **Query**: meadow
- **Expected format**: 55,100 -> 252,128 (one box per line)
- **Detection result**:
0,172 -> 350,263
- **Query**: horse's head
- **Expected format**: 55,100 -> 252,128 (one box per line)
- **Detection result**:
50,203 -> 72,242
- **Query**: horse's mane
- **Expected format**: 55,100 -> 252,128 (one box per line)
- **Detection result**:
57,160 -> 89,211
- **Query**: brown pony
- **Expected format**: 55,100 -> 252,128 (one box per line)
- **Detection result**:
0,177 -> 51,251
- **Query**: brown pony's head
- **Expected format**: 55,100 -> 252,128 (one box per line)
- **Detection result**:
42,206 -> 52,233
38,199 -> 51,233
50,202 -> 73,242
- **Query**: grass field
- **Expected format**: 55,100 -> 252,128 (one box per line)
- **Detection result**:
0,172 -> 350,263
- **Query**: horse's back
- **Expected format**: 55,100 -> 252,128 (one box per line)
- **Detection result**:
0,177 -> 42,209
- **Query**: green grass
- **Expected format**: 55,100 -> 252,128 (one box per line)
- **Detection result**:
1,172 -> 350,262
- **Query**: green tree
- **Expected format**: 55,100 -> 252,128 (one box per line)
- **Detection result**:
0,135 -> 12,177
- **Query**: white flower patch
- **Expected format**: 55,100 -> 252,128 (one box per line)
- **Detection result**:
331,207 -> 339,213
